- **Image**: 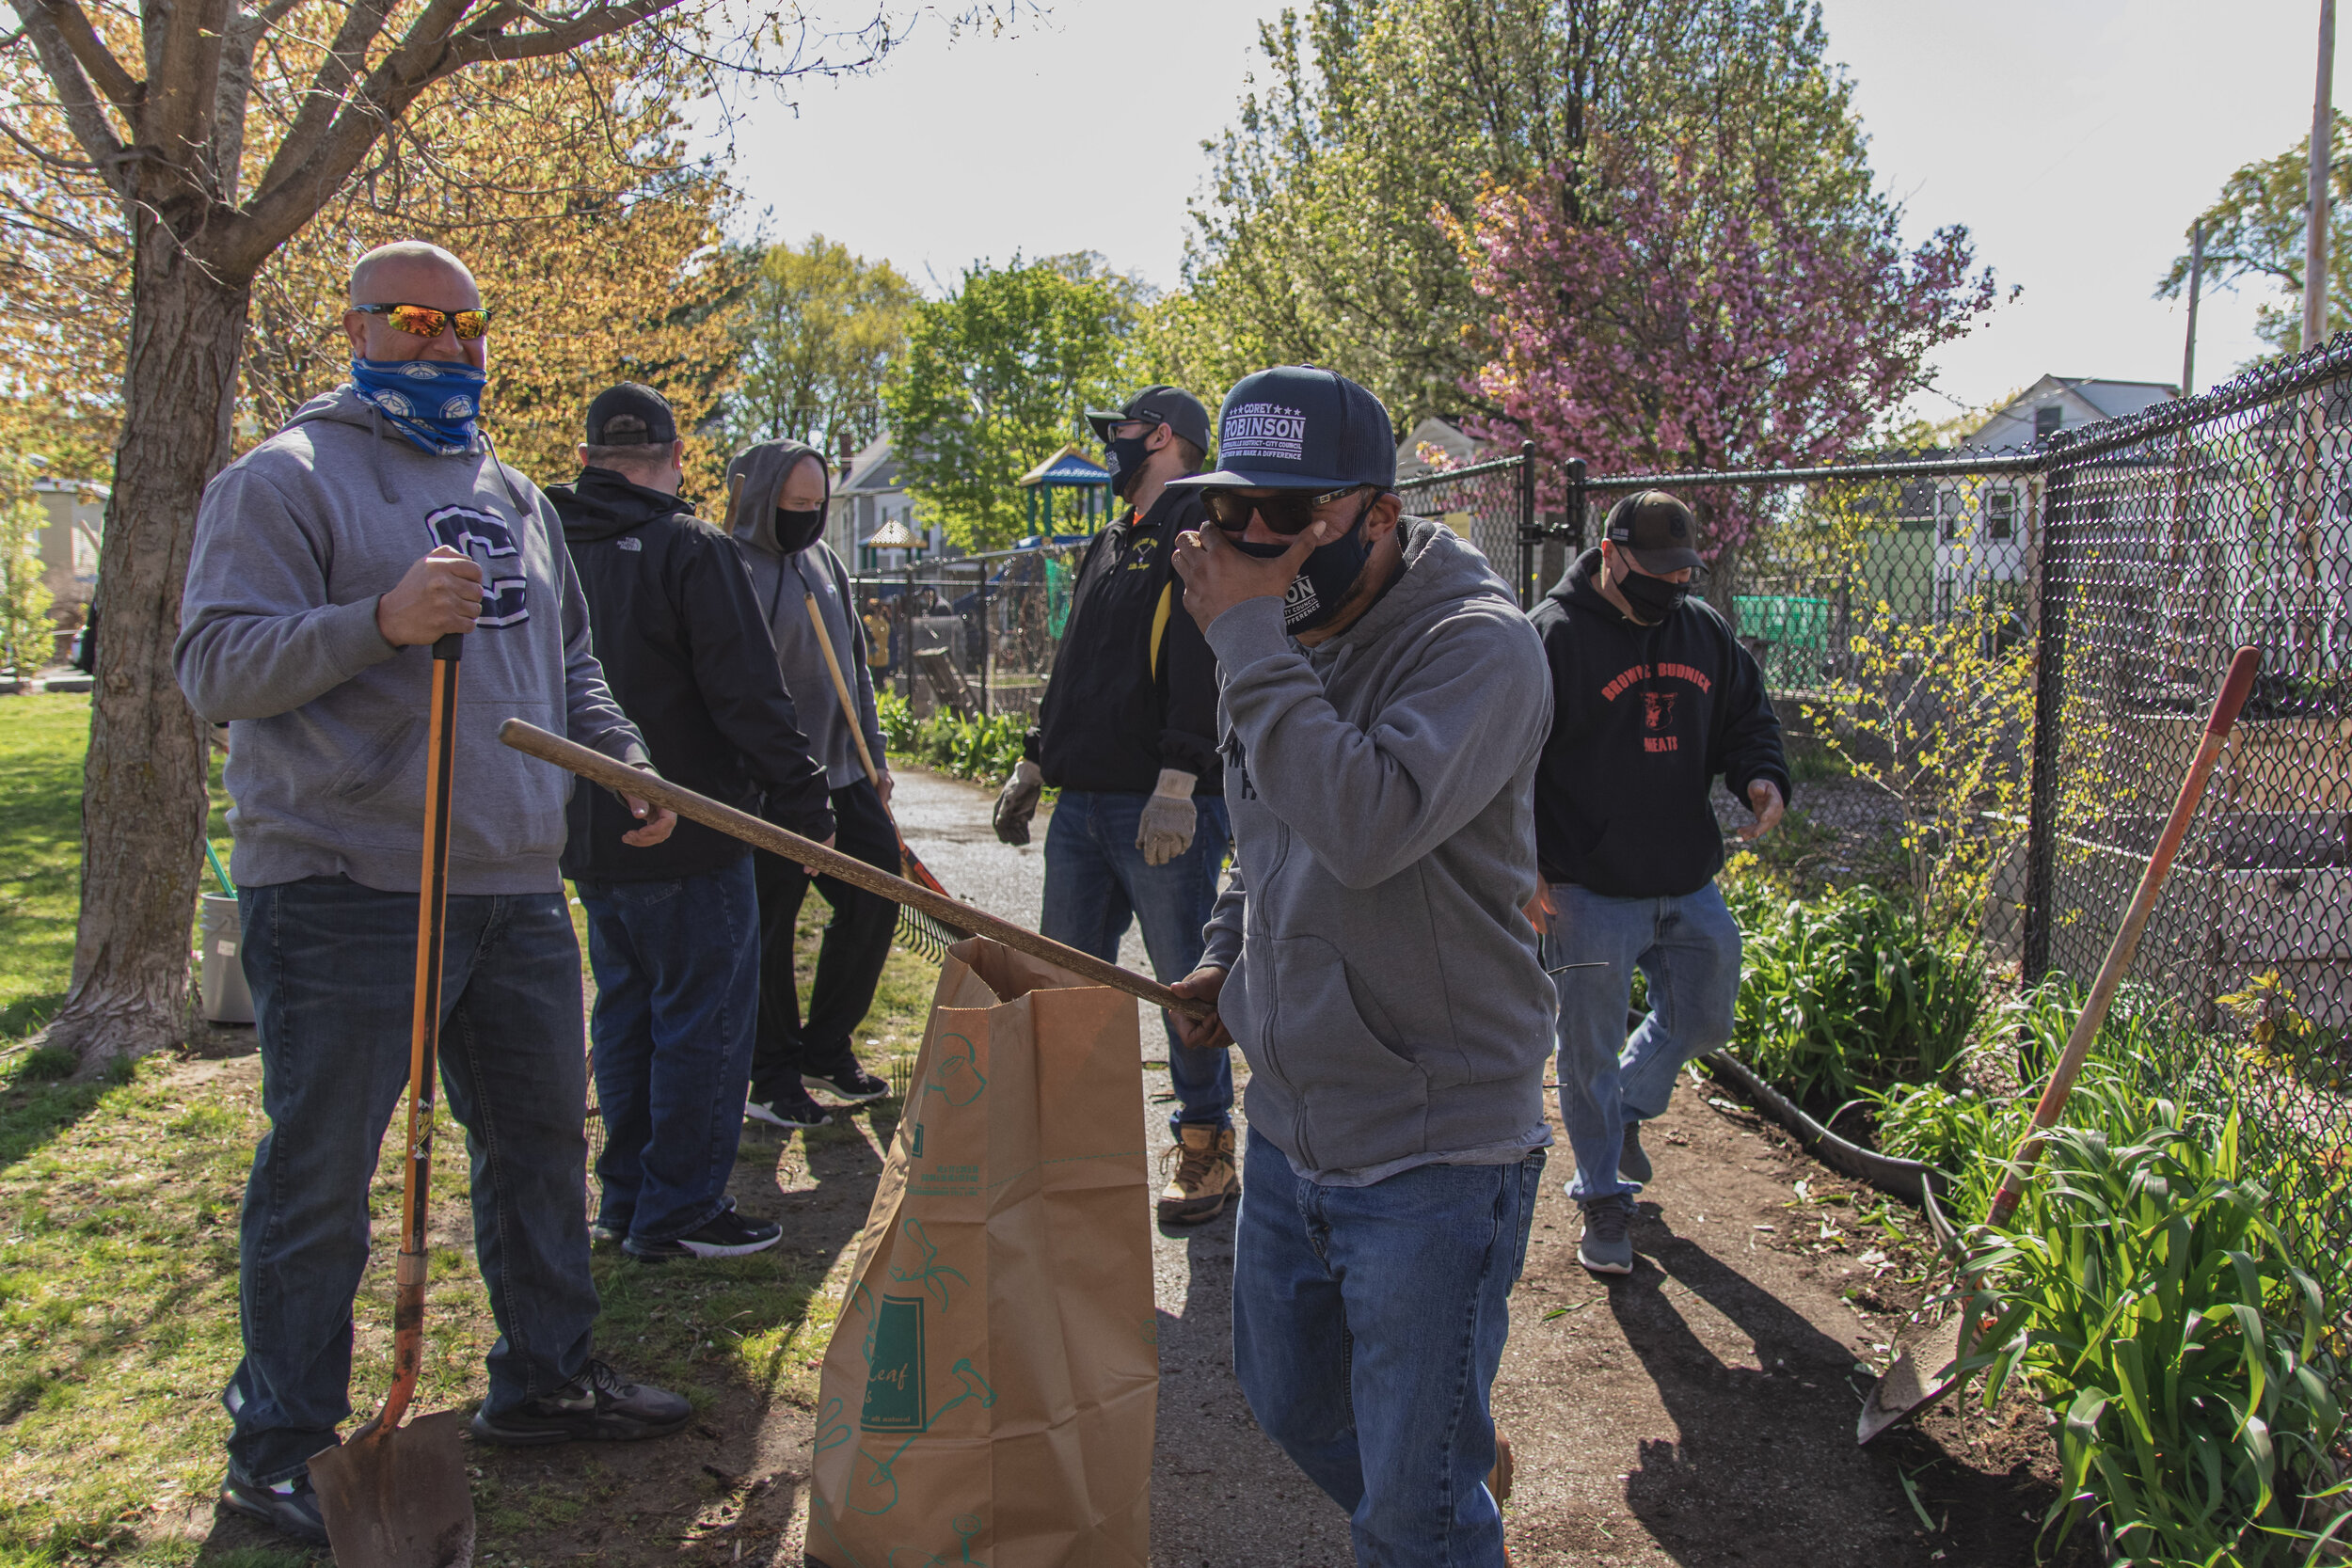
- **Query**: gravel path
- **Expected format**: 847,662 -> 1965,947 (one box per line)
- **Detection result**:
891,768 -> 1351,1565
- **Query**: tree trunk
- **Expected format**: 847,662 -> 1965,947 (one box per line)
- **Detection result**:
42,215 -> 248,1078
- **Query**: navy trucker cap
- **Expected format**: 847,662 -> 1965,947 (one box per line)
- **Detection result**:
1085,386 -> 1213,453
1168,366 -> 1396,492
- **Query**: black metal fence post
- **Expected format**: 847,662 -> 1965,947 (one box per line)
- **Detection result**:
900,562 -> 914,703
977,568 -> 992,716
1564,457 -> 1588,552
1516,440 -> 1538,610
2021,439 -> 2074,983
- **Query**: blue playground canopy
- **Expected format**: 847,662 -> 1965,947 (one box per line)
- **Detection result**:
1016,444 -> 1114,534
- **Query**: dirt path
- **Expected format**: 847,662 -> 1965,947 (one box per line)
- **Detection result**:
878,769 -> 2086,1568
176,766 -> 2081,1565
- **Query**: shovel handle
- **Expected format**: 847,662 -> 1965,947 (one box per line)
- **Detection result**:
1985,645 -> 2260,1228
499,720 -> 1213,1020
383,633 -> 464,1430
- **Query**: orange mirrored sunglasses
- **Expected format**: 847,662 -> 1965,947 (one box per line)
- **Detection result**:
355,302 -> 494,341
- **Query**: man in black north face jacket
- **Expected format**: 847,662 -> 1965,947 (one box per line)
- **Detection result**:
1530,491 -> 1788,1276
552,384 -> 834,1266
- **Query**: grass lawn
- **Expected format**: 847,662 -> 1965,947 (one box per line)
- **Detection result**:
0,697 -> 941,1564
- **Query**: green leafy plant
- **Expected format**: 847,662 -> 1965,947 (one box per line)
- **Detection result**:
1872,979 -> 2217,1220
876,690 -> 919,752
0,454 -> 54,677
1727,883 -> 1982,1107
874,693 -> 1029,787
1965,1108 -> 2349,1565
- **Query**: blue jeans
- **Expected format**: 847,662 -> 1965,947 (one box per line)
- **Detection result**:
1543,880 -> 1742,1203
1040,788 -> 1232,1132
227,875 -> 598,1485
1232,1133 -> 1542,1567
576,857 -> 760,1244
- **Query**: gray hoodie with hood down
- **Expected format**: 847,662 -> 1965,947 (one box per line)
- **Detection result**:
723,440 -> 885,791
1200,518 -> 1557,1184
176,383 -> 648,895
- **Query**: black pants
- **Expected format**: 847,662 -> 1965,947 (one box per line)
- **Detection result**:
750,777 -> 898,1100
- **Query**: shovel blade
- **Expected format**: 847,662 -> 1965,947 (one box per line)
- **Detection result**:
309,1408 -> 477,1568
1856,1314 -> 1971,1445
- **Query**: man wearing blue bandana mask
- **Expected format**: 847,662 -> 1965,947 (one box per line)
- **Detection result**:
177,240 -> 690,1548
1164,366 -> 1555,1568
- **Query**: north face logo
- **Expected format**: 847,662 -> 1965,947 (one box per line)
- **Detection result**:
1643,690 -> 1677,731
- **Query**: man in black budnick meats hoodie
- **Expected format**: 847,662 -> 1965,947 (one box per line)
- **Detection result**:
1530,491 -> 1789,1276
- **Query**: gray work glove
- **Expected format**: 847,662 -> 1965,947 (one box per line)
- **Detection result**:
1136,768 -> 1199,867
993,759 -> 1045,846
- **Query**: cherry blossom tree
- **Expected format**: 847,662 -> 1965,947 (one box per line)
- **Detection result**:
1446,150 -> 2001,557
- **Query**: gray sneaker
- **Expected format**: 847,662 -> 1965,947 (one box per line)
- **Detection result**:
1578,1194 -> 1636,1275
1618,1122 -> 1651,1186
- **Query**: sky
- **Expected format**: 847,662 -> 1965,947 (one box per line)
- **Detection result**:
716,0 -> 2345,421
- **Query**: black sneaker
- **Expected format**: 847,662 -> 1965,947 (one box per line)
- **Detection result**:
745,1091 -> 833,1130
1618,1121 -> 1652,1186
623,1204 -> 783,1262
1578,1193 -> 1637,1275
469,1359 -> 691,1446
219,1468 -> 329,1544
804,1056 -> 890,1103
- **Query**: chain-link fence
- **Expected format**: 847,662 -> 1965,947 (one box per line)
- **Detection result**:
1553,344 -> 2352,1316
852,451 -> 1543,724
853,544 -> 1087,724
1395,446 -> 1542,608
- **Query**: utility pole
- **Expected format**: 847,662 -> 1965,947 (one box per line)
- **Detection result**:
2304,0 -> 2336,355
2182,222 -> 2204,397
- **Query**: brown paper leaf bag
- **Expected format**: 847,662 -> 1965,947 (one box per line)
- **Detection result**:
805,937 -> 1157,1568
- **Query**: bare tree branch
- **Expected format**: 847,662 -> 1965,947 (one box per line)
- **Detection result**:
453,0 -> 680,65
10,2 -> 131,193
21,0 -> 138,106
246,0 -> 397,208
235,0 -> 697,264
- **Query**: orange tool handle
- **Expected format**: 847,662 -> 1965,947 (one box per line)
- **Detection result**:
1986,645 -> 2260,1228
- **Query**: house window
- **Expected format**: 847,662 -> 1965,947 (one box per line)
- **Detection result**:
1987,491 -> 2016,541
1939,490 -> 1963,542
2034,405 -> 2062,440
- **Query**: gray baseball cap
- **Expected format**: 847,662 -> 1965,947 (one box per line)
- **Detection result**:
1085,386 -> 1213,453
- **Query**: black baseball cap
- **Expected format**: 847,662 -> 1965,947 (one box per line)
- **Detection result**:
1085,386 -> 1213,453
1168,366 -> 1396,492
1605,491 -> 1705,573
585,383 -> 677,447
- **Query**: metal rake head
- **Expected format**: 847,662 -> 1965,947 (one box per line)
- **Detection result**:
895,904 -> 970,962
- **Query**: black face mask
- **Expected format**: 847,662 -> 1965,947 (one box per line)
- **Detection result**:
1226,494 -> 1378,634
1104,434 -> 1153,500
772,505 -> 826,554
1614,558 -> 1692,622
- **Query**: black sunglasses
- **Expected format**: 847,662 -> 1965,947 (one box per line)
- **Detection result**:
1202,484 -> 1369,537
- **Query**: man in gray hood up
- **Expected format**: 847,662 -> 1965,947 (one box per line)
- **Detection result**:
1166,367 -> 1554,1568
724,439 -> 898,1130
176,242 -> 690,1546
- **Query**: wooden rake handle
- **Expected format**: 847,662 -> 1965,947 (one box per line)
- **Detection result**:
499,719 -> 1212,1020
1984,644 -> 2262,1228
